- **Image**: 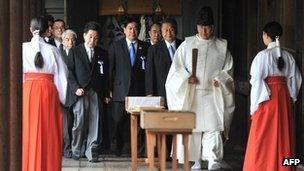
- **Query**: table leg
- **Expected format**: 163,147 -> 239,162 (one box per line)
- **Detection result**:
131,114 -> 138,171
147,131 -> 156,171
183,134 -> 189,171
160,134 -> 166,171
172,134 -> 177,171
157,134 -> 161,162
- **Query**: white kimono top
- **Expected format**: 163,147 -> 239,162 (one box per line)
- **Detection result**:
23,35 -> 68,104
250,42 -> 302,115
165,35 -> 235,138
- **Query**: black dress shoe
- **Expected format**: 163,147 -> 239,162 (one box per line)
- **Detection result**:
166,156 -> 172,161
115,148 -> 122,157
72,154 -> 80,160
89,157 -> 99,163
138,145 -> 145,157
64,151 -> 73,158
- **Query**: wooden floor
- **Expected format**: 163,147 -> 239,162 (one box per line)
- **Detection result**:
62,145 -> 243,171
62,155 -> 304,171
62,145 -> 304,171
62,155 -> 227,171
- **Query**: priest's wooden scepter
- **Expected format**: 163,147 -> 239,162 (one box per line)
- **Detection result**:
192,48 -> 198,78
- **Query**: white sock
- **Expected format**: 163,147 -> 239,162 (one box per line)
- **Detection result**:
208,160 -> 221,170
191,160 -> 201,170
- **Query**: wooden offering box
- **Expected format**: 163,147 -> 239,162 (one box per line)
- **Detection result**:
125,96 -> 165,113
140,110 -> 195,130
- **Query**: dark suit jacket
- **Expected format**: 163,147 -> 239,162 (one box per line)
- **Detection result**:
109,38 -> 149,102
145,39 -> 183,99
60,48 -> 69,64
45,37 -> 56,47
66,44 -> 109,107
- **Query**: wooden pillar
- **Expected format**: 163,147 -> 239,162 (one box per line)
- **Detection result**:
281,0 -> 295,48
0,0 -> 43,170
0,0 -> 11,170
9,0 -> 23,170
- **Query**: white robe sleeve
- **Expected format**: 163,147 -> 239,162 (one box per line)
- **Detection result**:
214,50 -> 234,85
53,48 -> 68,104
249,52 -> 270,115
213,50 -> 235,139
285,53 -> 302,102
22,43 -> 27,83
165,41 -> 195,110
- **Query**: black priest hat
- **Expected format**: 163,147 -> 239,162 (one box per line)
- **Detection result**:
196,6 -> 214,26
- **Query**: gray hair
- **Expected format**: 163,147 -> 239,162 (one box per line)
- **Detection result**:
61,29 -> 77,40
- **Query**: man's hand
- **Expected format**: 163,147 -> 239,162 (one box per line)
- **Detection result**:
104,97 -> 111,104
75,88 -> 84,96
213,80 -> 220,87
188,75 -> 199,84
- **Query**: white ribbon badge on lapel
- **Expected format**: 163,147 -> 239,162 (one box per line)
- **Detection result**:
140,56 -> 145,70
98,59 -> 104,74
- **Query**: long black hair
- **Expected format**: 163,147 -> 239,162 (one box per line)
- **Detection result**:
263,21 -> 284,71
30,17 -> 49,68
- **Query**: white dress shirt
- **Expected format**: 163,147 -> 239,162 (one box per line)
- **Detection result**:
84,44 -> 94,62
54,39 -> 62,49
165,40 -> 176,59
126,38 -> 138,54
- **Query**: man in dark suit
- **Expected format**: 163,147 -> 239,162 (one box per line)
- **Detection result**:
52,19 -> 66,49
60,29 -> 77,158
42,14 -> 56,46
61,29 -> 77,65
148,22 -> 161,46
145,18 -> 183,158
66,22 -> 109,162
109,17 -> 149,156
146,18 -> 182,102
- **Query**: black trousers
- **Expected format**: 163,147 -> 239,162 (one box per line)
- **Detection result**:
62,106 -> 74,157
112,101 -> 130,152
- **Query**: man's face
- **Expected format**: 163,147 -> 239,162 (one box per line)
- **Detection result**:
52,21 -> 65,41
161,23 -> 176,43
123,22 -> 138,41
197,25 -> 214,40
62,33 -> 76,50
83,30 -> 99,48
149,24 -> 161,44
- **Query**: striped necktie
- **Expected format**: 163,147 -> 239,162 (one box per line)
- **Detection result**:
169,45 -> 175,60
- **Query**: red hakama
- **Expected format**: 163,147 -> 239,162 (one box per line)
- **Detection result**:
22,73 -> 63,171
243,76 -> 295,171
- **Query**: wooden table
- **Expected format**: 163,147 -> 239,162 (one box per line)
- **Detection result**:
126,107 -> 165,171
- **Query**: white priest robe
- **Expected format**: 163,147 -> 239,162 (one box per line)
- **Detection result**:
165,35 -> 234,164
